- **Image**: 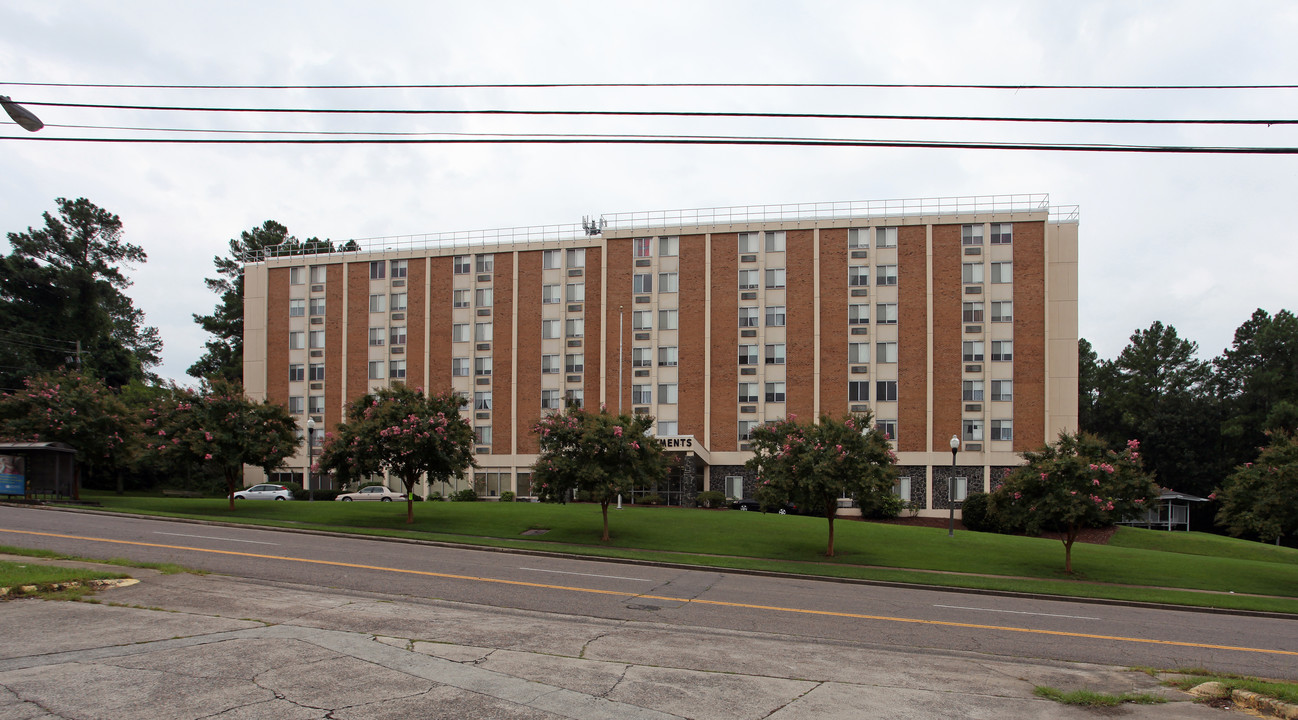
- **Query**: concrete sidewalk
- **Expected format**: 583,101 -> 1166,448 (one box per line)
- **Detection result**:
0,558 -> 1223,719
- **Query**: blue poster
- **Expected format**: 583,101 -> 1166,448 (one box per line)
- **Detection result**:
0,455 -> 25,495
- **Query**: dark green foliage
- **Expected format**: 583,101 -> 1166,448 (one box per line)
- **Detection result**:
426,491 -> 445,502
695,490 -> 726,508
958,492 -> 1021,533
1216,430 -> 1298,544
451,488 -> 479,502
639,493 -> 665,506
857,490 -> 905,519
1215,309 -> 1298,464
499,490 -> 515,502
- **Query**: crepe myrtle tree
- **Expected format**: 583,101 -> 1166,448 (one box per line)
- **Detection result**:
989,431 -> 1157,574
1215,430 -> 1298,545
317,385 -> 476,523
144,378 -> 299,509
746,412 -> 898,557
532,406 -> 671,542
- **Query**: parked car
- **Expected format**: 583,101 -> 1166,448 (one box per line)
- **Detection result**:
335,485 -> 406,502
231,484 -> 291,501
730,498 -> 799,515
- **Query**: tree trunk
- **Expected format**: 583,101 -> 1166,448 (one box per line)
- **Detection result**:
403,475 -> 416,524
601,499 -> 611,542
226,471 -> 238,510
1063,523 -> 1078,573
825,499 -> 836,557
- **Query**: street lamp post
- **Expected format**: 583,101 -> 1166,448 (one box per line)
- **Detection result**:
307,417 -> 316,502
949,434 -> 960,537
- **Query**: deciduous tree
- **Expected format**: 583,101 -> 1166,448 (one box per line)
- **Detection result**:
746,412 -> 897,557
1215,430 -> 1298,545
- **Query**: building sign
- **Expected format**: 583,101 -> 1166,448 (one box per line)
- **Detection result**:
659,436 -> 695,450
0,455 -> 24,496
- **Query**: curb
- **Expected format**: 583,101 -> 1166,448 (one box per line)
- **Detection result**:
1190,681 -> 1298,719
0,577 -> 139,597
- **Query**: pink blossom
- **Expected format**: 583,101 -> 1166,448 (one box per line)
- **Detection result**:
613,426 -> 623,437
1127,439 -> 1140,450
1092,478 -> 1100,486
204,453 -> 212,460
1208,492 -> 1218,500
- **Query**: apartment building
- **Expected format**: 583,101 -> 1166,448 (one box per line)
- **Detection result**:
243,194 -> 1079,516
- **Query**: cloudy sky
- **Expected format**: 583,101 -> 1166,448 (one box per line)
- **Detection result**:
2,1 -> 1296,384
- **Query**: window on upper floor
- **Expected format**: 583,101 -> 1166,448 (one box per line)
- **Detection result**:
658,272 -> 678,293
566,282 -> 584,303
765,231 -> 786,252
453,357 -> 470,376
633,273 -> 652,294
765,343 -> 786,365
453,255 -> 470,274
289,267 -> 305,285
542,284 -> 560,304
370,294 -> 386,313
658,383 -> 678,404
565,353 -> 584,373
765,381 -> 786,403
476,288 -> 493,307
288,363 -> 304,382
632,384 -> 652,405
849,266 -> 869,287
632,347 -> 652,368
658,309 -> 678,330
542,249 -> 560,269
991,380 -> 1013,401
849,342 -> 870,364
991,419 -> 1013,441
390,259 -> 408,278
289,299 -> 305,317
963,380 -> 984,402
309,298 -> 326,316
659,236 -> 679,257
962,224 -> 983,245
738,344 -> 758,365
991,261 -> 1012,284
765,305 -> 786,327
738,269 -> 758,290
877,227 -> 898,248
765,268 -> 785,289
390,326 -> 407,346
849,381 -> 869,402
369,261 -> 385,279
541,354 -> 560,374
991,340 -> 1013,361
848,228 -> 870,249
991,301 -> 1013,322
454,289 -> 470,308
634,237 -> 652,257
963,340 -> 984,362
566,248 -> 585,268
876,265 -> 897,286
876,341 -> 897,363
633,310 -> 652,331
876,303 -> 897,324
849,304 -> 870,325
963,302 -> 984,323
963,262 -> 984,284
990,223 -> 1013,245
876,380 -> 898,402
738,382 -> 759,403
476,254 -> 494,273
738,306 -> 758,328
658,346 -> 678,367
737,232 -> 759,254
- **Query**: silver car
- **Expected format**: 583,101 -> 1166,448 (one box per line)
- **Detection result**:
336,486 -> 406,502
232,484 -> 292,501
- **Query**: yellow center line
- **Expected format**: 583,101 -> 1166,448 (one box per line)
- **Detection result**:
4,528 -> 1293,657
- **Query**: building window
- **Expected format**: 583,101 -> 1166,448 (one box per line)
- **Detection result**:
633,273 -> 652,294
849,304 -> 870,325
453,323 -> 471,342
309,265 -> 326,283
765,382 -> 786,403
368,361 -> 384,380
290,267 -> 305,285
877,420 -> 898,442
765,343 -> 786,365
765,230 -> 785,252
738,307 -> 758,328
634,237 -> 652,257
991,419 -> 1013,441
963,380 -> 984,401
962,262 -> 984,284
738,232 -> 759,253
369,261 -> 385,279
565,353 -> 584,373
765,268 -> 785,289
659,236 -> 679,257
390,326 -> 407,346
543,249 -> 560,269
657,421 -> 678,436
876,380 -> 898,402
475,254 -> 494,273
541,354 -> 559,374
658,272 -> 678,293
876,342 -> 897,363
632,347 -> 652,368
963,302 -> 984,323
658,383 -> 678,404
453,289 -> 470,308
963,419 -> 984,442
389,361 -> 406,380
309,395 -> 325,414
289,299 -> 305,317
542,284 -> 560,304
390,293 -> 407,312
453,357 -> 470,376
475,391 -> 492,411
658,310 -> 678,330
309,330 -> 325,349
632,384 -> 652,405
566,248 -> 585,268
370,294 -> 387,313
476,288 -> 493,307
288,396 -> 304,414
474,322 -> 492,342
633,310 -> 652,331
367,327 -> 384,346
566,318 -> 584,337
390,259 -> 408,278
992,380 -> 1013,401
848,228 -> 870,249
738,344 -> 758,365
991,301 -> 1013,322
739,420 -> 759,441
849,342 -> 870,364
309,298 -> 326,316
289,331 -> 305,349
541,389 -> 561,410
876,265 -> 897,286
876,303 -> 898,324
475,356 -> 492,376
738,269 -> 758,289
564,388 -> 583,408
288,363 -> 304,382
475,426 -> 492,446
991,261 -> 1012,284
849,266 -> 869,287
991,341 -> 1013,361
877,227 -> 898,248
962,224 -> 983,245
849,381 -> 869,402
658,346 -> 678,367
963,341 -> 984,362
739,382 -> 759,403
765,305 -> 786,327
542,319 -> 560,339
990,223 -> 1013,245
453,255 -> 471,274
308,363 -> 325,381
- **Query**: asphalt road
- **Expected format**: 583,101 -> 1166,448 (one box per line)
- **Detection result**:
1,504 -> 1294,681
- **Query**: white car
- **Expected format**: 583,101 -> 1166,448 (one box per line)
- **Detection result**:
231,483 -> 292,501
336,485 -> 406,502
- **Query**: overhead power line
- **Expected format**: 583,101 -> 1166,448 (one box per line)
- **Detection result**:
14,101 -> 1298,126
6,81 -> 1298,91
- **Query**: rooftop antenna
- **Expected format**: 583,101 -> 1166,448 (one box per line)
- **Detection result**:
581,215 -> 606,236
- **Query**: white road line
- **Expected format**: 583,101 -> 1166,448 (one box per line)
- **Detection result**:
153,532 -> 278,546
933,604 -> 1101,621
519,567 -> 654,582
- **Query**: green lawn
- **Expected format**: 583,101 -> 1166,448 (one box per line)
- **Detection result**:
70,493 -> 1298,613
0,557 -> 125,592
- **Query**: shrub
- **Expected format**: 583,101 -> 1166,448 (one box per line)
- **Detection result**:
426,491 -> 445,502
310,490 -> 345,502
499,490 -> 515,502
451,488 -> 479,502
959,492 -> 997,532
639,493 -> 664,506
695,490 -> 726,508
858,492 -> 906,519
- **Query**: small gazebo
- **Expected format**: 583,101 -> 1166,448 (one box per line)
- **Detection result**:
0,442 -> 79,500
1119,487 -> 1210,531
